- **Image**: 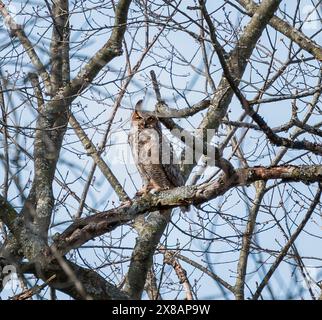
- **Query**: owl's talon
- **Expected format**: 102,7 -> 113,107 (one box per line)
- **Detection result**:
136,186 -> 150,196
120,199 -> 132,208
136,190 -> 145,196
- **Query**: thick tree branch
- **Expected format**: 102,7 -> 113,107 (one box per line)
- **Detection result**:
21,0 -> 132,238
182,0 -> 282,178
43,0 -> 132,118
49,0 -> 70,95
0,195 -> 130,300
201,0 -> 322,156
198,0 -> 282,130
52,165 -> 322,256
235,0 -> 322,61
123,209 -> 171,299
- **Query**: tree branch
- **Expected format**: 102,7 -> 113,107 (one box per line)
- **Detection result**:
43,0 -> 132,117
200,0 -> 322,156
52,165 -> 322,256
69,114 -> 129,202
234,181 -> 266,299
252,186 -> 322,300
235,0 -> 322,61
0,195 -> 130,300
163,248 -> 194,300
49,0 -> 70,95
158,246 -> 234,293
186,0 -> 282,178
0,1 -> 51,93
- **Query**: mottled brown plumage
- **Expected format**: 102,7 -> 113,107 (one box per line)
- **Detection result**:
128,100 -> 185,197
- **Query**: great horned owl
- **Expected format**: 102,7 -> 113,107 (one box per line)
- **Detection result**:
128,100 -> 185,197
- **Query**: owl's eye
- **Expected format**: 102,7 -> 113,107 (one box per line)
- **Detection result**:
146,117 -> 155,123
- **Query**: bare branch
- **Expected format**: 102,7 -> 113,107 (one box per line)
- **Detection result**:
163,248 -> 194,300
10,275 -> 56,300
235,0 -> 322,61
234,181 -> 266,300
0,1 -> 51,93
158,246 -> 234,293
252,187 -> 322,300
69,114 -> 129,202
52,164 -> 322,256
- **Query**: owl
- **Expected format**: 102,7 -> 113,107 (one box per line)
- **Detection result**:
128,100 -> 185,197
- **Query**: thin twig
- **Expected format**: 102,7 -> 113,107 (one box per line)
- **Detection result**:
10,275 -> 56,300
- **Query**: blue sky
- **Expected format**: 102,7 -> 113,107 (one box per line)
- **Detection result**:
0,0 -> 321,299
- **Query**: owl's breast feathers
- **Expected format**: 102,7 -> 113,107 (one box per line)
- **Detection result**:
129,109 -> 186,192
